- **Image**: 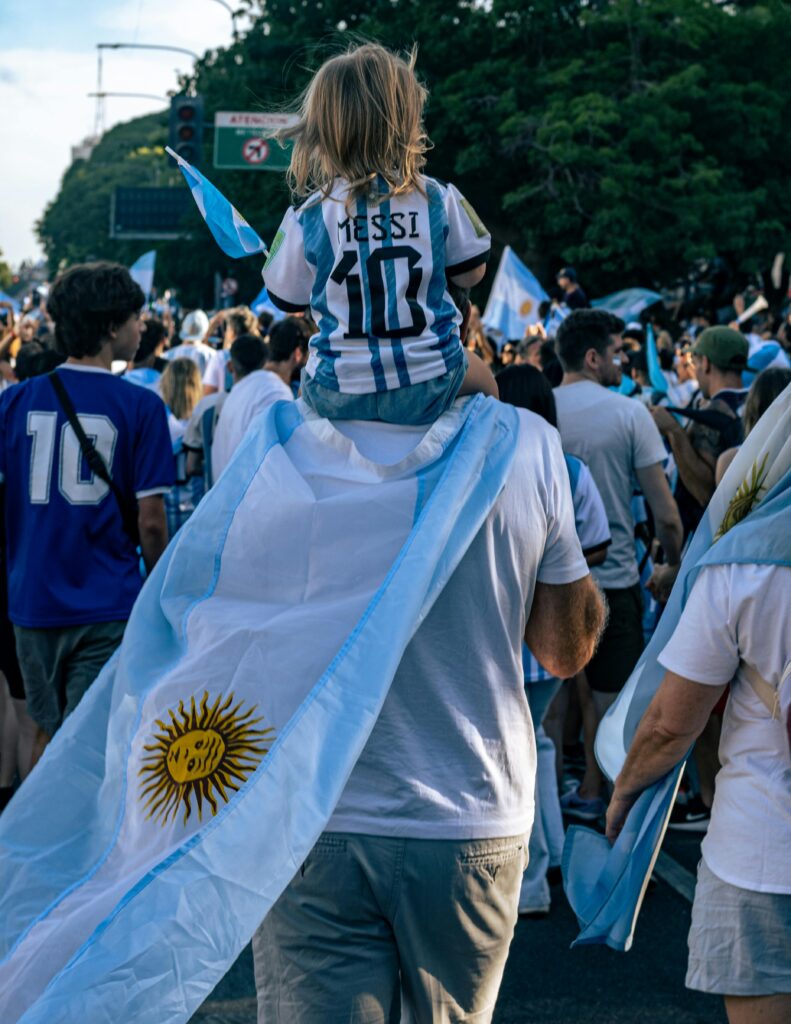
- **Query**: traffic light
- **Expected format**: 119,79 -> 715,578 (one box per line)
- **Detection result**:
169,95 -> 204,167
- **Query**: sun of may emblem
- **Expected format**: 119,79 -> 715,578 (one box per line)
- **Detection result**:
139,691 -> 274,827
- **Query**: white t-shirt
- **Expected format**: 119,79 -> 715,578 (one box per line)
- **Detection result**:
211,369 -> 293,480
263,176 -> 491,395
554,380 -> 667,588
163,341 -> 215,377
659,563 -> 791,894
566,454 -> 611,557
328,408 -> 590,839
202,349 -> 231,392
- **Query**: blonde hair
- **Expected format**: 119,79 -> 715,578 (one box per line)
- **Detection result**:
160,357 -> 202,421
283,43 -> 430,205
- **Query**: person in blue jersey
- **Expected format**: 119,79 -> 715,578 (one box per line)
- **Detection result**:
0,262 -> 173,769
124,317 -> 169,393
263,43 -> 498,424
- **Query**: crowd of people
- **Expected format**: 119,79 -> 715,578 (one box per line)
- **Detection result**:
1,41 -> 790,1024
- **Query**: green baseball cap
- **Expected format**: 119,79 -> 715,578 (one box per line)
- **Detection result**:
692,326 -> 748,371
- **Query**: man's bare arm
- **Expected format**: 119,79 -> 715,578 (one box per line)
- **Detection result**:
524,576 -> 606,680
137,494 -> 169,572
606,671 -> 726,842
635,462 -> 683,566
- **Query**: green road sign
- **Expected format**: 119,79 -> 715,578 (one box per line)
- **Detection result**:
213,111 -> 297,171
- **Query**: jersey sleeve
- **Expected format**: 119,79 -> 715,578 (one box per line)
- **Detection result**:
133,392 -> 176,498
444,183 -> 491,276
572,460 -> 612,556
630,400 -> 668,469
262,206 -> 313,312
537,426 -> 590,585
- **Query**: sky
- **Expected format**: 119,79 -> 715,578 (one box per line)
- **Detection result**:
0,0 -> 246,268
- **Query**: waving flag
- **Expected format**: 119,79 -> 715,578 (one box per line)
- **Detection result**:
129,250 -> 156,303
481,246 -> 549,341
0,395 -> 518,1024
564,382 -> 791,951
645,323 -> 668,396
592,288 -> 662,322
250,284 -> 285,322
166,147 -> 268,259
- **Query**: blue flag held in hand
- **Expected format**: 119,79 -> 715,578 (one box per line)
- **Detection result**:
166,147 -> 268,259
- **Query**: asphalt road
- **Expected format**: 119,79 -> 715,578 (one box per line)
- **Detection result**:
191,829 -> 726,1024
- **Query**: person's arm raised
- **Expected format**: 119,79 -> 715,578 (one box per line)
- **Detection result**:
524,576 -> 606,680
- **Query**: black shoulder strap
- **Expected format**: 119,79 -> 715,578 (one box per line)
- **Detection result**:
48,371 -> 140,545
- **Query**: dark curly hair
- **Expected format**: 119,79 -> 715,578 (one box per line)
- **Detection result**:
47,262 -> 144,358
555,309 -> 625,373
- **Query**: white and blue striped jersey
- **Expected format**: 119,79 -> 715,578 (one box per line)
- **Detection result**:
263,176 -> 491,395
524,454 -> 611,683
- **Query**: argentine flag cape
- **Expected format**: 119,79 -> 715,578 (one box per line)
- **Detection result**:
0,395 -> 518,1023
564,382 -> 791,951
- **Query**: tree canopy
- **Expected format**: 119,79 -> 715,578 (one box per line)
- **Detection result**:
37,0 -> 791,307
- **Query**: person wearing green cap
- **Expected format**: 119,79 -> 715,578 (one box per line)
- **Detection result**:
651,325 -> 749,535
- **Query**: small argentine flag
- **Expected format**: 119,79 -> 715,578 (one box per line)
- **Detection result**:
166,147 -> 268,260
482,246 -> 549,341
129,250 -> 156,303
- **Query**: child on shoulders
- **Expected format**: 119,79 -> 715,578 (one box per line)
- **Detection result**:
263,43 -> 497,425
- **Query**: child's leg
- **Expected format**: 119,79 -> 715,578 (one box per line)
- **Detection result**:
457,352 -> 499,400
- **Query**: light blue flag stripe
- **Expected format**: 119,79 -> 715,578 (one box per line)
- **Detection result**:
592,288 -> 662,323
129,250 -> 156,302
166,147 -> 268,260
645,323 -> 668,395
563,382 -> 791,951
481,246 -> 548,341
0,395 -> 518,1022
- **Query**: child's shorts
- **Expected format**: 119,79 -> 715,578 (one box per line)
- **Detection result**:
301,358 -> 468,426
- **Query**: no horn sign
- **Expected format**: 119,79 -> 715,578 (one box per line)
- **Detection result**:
213,111 -> 298,171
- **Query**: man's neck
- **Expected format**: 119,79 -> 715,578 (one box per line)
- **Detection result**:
264,361 -> 292,386
561,369 -> 598,387
67,344 -> 113,371
708,371 -> 744,397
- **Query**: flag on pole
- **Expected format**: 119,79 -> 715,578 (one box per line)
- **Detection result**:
166,147 -> 268,259
0,395 -> 519,1024
129,251 -> 156,303
481,246 -> 549,341
564,382 -> 791,951
645,323 -> 669,396
592,288 -> 662,322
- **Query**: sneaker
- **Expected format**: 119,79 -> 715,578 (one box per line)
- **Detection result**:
667,794 -> 710,832
560,784 -> 606,821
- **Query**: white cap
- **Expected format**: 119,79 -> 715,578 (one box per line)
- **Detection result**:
180,309 -> 209,343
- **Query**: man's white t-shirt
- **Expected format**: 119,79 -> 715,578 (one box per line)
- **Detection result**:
554,380 -> 666,589
659,563 -> 791,894
566,455 -> 611,557
202,349 -> 231,393
211,370 -> 293,480
263,176 -> 491,395
327,408 -> 590,839
163,341 -> 215,377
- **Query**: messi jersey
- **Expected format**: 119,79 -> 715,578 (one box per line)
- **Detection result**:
263,176 -> 491,395
0,366 -> 175,628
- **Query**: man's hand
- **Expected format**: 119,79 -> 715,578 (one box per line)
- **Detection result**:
649,405 -> 680,438
646,562 -> 679,604
605,790 -> 638,844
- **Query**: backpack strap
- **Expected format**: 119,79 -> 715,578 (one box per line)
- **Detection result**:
48,371 -> 140,546
739,660 -> 791,720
